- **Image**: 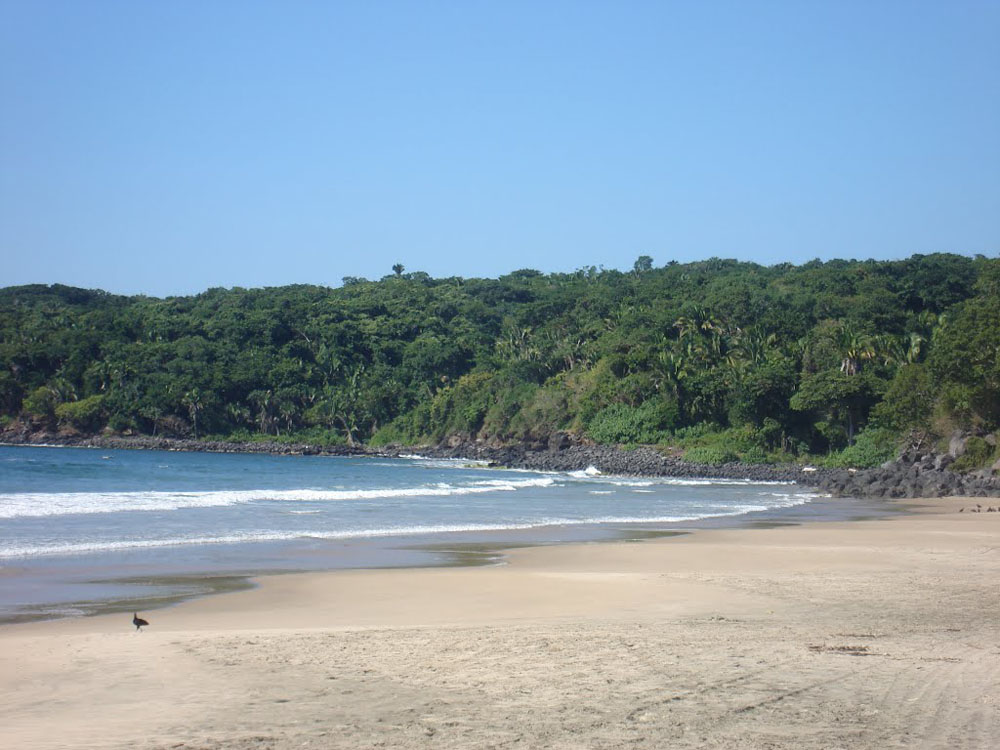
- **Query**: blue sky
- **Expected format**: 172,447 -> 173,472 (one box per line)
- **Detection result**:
2,1 -> 998,296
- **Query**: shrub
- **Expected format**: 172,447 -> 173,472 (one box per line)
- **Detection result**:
22,386 -> 57,421
482,380 -> 538,440
106,413 -> 137,433
587,399 -> 678,445
671,425 -> 769,457
951,436 -> 997,473
511,382 -> 572,439
871,364 -> 934,431
442,371 -> 496,435
54,395 -> 106,431
824,427 -> 899,468
683,446 -> 739,465
719,425 -> 767,453
671,423 -> 719,442
279,426 -> 346,447
369,421 -> 416,446
740,446 -> 769,464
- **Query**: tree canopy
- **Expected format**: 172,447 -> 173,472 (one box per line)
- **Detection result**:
2,254 -> 996,463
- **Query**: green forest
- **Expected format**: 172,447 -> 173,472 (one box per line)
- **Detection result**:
2,254 -> 999,469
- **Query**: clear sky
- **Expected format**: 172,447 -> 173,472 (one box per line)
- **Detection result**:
2,1 -> 998,296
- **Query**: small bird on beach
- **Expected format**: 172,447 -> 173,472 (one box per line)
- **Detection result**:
132,612 -> 149,631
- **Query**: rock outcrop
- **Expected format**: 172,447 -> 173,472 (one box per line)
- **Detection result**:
812,447 -> 1000,498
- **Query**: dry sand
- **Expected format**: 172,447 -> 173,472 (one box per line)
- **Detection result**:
1,497 -> 998,749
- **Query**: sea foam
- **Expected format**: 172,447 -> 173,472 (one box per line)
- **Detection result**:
0,476 -> 557,518
0,493 -> 817,559
0,520 -> 563,558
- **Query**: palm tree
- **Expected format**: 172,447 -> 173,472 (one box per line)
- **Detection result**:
837,328 -> 875,376
140,405 -> 164,436
652,343 -> 692,404
905,331 -> 927,363
728,327 -> 776,368
249,389 -> 276,434
873,333 -> 925,368
496,324 -> 538,363
277,395 -> 299,435
673,307 -> 722,340
225,402 -> 251,430
181,389 -> 204,438
47,377 -> 77,404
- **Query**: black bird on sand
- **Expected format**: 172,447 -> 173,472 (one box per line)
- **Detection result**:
132,612 -> 149,631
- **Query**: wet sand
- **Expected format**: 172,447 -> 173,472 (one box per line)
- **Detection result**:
0,493 -> 892,624
1,496 -> 998,749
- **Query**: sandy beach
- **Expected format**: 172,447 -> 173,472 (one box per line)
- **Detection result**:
1,497 -> 998,749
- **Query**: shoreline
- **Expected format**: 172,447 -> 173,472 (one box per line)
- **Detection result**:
0,432 -> 825,483
0,493 -> 943,633
3,487 -> 896,627
5,431 -> 1000,499
1,496 -> 996,749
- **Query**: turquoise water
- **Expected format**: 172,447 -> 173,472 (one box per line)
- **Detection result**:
0,444 -> 832,621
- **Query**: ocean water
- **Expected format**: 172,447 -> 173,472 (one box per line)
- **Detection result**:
0,444 -> 844,621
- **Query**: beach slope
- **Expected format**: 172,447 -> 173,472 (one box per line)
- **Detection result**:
1,498 -> 998,749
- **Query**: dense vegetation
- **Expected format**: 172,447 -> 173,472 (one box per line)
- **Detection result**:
2,254 -> 998,468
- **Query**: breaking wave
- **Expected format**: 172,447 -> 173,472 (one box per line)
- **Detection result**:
0,477 -> 558,519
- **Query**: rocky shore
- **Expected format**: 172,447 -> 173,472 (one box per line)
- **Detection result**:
0,432 -> 369,458
413,440 -> 818,483
3,429 -> 999,499
413,440 -> 1000,498
812,447 -> 1000,499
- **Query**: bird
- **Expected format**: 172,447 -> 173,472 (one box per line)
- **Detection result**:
132,612 -> 149,631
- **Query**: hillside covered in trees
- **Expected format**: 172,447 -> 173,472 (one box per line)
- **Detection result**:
2,254 -> 999,469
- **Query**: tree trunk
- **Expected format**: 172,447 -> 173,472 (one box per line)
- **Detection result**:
336,415 -> 356,447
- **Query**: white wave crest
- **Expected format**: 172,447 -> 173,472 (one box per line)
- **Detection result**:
655,478 -> 793,486
0,477 -> 557,519
0,493 -> 817,559
398,454 -> 491,468
0,521 -> 556,559
564,472 -> 792,487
